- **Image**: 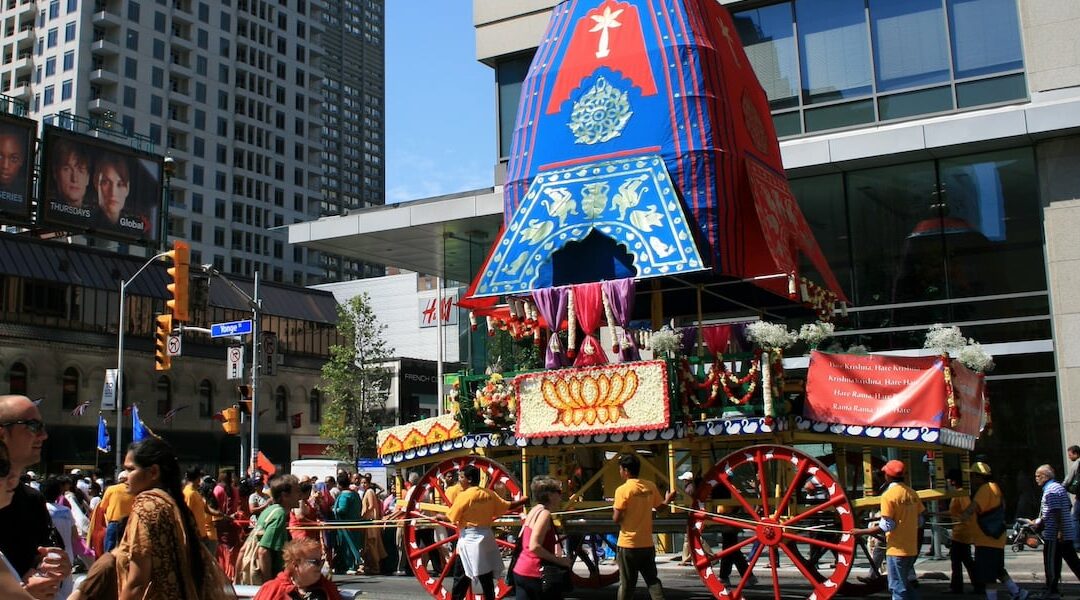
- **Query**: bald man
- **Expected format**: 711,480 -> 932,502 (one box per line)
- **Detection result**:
0,395 -> 71,599
1031,464 -> 1080,598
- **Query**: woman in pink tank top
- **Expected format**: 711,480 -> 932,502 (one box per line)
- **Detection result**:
512,476 -> 572,600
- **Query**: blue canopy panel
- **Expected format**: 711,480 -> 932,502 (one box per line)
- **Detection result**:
472,154 -> 707,298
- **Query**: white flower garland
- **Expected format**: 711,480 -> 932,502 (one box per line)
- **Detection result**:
797,321 -> 835,348
647,326 -> 682,357
745,321 -> 797,350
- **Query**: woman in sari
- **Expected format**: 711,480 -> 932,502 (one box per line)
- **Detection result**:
332,473 -> 363,574
359,474 -> 387,574
115,437 -> 233,600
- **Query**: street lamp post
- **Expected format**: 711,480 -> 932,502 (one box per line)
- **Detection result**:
115,251 -> 170,475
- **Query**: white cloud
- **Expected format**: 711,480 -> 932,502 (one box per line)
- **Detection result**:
385,149 -> 494,204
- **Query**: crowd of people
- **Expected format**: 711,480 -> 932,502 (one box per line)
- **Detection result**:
5,387 -> 1080,600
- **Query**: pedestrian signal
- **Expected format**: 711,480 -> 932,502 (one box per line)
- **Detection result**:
154,314 -> 172,371
166,240 -> 190,322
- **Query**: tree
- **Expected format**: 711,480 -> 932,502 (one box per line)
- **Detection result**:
320,293 -> 395,461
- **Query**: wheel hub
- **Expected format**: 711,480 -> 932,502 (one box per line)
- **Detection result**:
756,517 -> 784,546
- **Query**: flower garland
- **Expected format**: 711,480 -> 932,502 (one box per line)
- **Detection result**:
566,287 -> 577,359
761,348 -> 784,426
981,376 -> 993,436
799,277 -> 839,321
678,354 -> 761,407
474,373 -> 517,428
601,287 -> 619,354
942,353 -> 959,428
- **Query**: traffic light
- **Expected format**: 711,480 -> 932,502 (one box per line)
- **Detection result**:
221,406 -> 241,435
237,385 -> 252,415
166,240 -> 190,322
154,313 -> 172,371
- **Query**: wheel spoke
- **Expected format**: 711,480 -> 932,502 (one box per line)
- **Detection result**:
702,535 -> 756,566
772,458 -> 810,520
431,550 -> 457,591
779,542 -> 825,595
723,475 -> 763,523
782,495 -> 847,528
783,531 -> 850,554
756,450 -> 770,517
731,541 -> 765,598
495,537 -> 515,550
702,513 -> 755,530
771,547 -> 782,600
410,533 -> 459,560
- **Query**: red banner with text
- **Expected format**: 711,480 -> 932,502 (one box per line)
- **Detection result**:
805,352 -> 947,428
949,360 -> 984,437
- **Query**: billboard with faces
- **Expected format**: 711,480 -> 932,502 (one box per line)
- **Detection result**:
0,113 -> 37,224
39,126 -> 164,244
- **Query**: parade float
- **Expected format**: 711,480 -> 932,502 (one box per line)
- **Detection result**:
376,1 -> 993,598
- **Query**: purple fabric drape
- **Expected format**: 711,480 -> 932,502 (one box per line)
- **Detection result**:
602,278 -> 639,362
532,286 -> 569,369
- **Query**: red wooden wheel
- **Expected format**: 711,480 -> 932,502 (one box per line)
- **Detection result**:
687,445 -> 856,600
558,530 -> 620,588
403,456 -> 523,600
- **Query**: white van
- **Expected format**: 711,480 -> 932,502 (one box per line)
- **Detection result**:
289,459 -> 353,482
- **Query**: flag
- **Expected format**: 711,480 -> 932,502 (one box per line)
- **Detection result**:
71,400 -> 91,417
132,405 -> 149,442
162,405 -> 190,424
96,415 -> 110,453
123,405 -> 133,416
255,451 -> 276,477
290,413 -> 302,429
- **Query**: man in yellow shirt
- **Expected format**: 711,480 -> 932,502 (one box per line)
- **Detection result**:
182,468 -> 217,553
961,462 -> 1027,600
851,460 -> 925,600
446,464 -> 528,600
612,453 -> 677,600
101,472 -> 134,551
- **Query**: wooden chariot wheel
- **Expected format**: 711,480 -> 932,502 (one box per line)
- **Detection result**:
686,445 -> 857,600
558,530 -> 621,589
403,456 -> 523,600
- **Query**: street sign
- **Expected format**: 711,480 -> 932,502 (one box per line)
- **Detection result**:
261,331 -> 277,377
211,320 -> 253,338
167,334 -> 182,357
101,368 -> 117,411
227,346 -> 245,380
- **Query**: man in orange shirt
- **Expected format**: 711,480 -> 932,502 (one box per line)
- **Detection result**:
851,460 -> 925,600
945,468 -> 982,594
612,453 -> 677,600
446,465 -> 528,600
961,462 -> 1027,600
182,468 -> 218,554
100,471 -> 134,551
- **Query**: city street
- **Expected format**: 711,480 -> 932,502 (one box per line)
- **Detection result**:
322,549 -> 1058,600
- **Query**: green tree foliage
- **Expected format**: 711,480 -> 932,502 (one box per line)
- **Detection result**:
320,294 -> 395,461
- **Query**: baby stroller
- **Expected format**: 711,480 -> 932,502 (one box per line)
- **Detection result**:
1008,520 -> 1043,552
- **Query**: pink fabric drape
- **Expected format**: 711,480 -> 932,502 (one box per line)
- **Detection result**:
572,282 -> 608,367
532,287 -> 570,369
601,278 -> 639,362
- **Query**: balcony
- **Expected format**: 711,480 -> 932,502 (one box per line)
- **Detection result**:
89,68 -> 119,85
87,97 -> 119,115
91,38 -> 120,55
13,1 -> 34,18
92,9 -> 122,28
10,55 -> 32,76
10,28 -> 32,46
8,83 -> 30,101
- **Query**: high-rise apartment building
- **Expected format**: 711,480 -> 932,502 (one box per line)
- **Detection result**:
0,0 -> 384,285
317,0 -> 385,281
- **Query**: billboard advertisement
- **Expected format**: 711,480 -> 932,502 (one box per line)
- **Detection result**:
39,126 -> 163,244
0,113 -> 36,223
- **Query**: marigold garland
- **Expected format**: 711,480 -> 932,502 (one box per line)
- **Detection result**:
679,354 -> 761,407
942,353 -> 960,428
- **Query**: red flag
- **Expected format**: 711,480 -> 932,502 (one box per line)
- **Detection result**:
255,451 -> 276,478
290,413 -> 302,429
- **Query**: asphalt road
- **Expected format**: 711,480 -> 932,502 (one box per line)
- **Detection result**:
332,548 -> 1059,600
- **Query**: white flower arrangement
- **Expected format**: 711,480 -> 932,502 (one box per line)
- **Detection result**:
957,342 -> 995,373
745,321 -> 797,350
924,325 -> 995,373
924,325 -> 967,354
797,321 -> 835,348
647,326 -> 683,357
846,344 -> 870,355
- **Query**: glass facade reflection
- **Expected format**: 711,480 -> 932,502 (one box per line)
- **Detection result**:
734,0 -> 1027,136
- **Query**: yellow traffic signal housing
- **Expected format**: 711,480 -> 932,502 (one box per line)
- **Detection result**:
154,313 -> 172,371
166,240 -> 190,322
221,406 -> 241,435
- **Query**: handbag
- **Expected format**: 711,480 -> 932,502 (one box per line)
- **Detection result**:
234,505 -> 283,585
540,560 -> 573,594
976,504 -> 1006,538
505,532 -> 524,590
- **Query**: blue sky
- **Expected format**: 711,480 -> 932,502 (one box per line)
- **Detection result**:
385,3 -> 495,204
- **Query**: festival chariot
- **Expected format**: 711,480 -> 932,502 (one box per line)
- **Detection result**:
374,1 -> 994,598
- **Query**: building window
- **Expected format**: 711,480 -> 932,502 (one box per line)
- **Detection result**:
496,55 -> 531,158
156,375 -> 171,417
8,363 -> 26,395
65,21 -> 75,42
126,29 -> 138,51
47,28 -> 58,48
43,85 -> 54,105
198,379 -> 213,418
734,0 -> 1026,137
67,0 -> 77,13
309,389 -> 321,424
127,1 -> 140,22
61,79 -> 71,100
45,57 -> 55,77
274,386 -> 287,422
63,51 -> 75,71
61,367 -> 78,410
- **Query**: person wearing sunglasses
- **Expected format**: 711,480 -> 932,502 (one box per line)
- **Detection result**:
0,438 -> 36,599
253,537 -> 341,600
0,394 -> 71,599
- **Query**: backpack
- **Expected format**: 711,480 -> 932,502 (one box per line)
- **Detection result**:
233,505 -> 283,585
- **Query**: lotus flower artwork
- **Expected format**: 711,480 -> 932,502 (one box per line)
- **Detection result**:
541,370 -> 638,426
516,360 -> 671,438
